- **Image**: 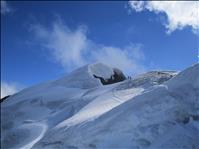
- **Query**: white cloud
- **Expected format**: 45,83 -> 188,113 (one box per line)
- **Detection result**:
1,1 -> 11,14
129,1 -> 199,33
31,22 -> 89,70
1,82 -> 21,98
92,45 -> 145,74
129,1 -> 146,12
31,20 -> 146,75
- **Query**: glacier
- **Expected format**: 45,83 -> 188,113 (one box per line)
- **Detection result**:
1,63 -> 199,149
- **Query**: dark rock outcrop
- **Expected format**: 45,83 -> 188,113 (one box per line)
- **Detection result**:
1,95 -> 10,103
93,68 -> 126,85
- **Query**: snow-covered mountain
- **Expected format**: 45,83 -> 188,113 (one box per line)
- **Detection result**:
1,63 -> 199,149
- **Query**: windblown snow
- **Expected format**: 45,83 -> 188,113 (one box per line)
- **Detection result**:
1,63 -> 199,149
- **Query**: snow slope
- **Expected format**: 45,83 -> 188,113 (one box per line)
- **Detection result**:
1,63 -> 199,149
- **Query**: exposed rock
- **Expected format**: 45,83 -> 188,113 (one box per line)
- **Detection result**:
93,68 -> 126,85
1,95 -> 10,103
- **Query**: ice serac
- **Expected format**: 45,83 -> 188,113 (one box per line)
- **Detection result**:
1,63 -> 199,149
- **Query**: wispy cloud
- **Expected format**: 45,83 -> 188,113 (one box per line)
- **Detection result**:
129,1 -> 199,34
1,82 -> 22,98
30,19 -> 146,74
92,45 -> 145,74
31,22 -> 89,71
1,1 -> 11,14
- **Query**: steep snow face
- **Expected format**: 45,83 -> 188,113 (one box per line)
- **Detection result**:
54,62 -> 126,88
53,64 -> 102,89
1,63 -> 198,149
166,64 -> 199,89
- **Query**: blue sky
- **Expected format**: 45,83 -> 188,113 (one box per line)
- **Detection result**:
1,1 -> 199,97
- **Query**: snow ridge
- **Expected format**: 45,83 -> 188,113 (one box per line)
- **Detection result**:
1,63 -> 199,149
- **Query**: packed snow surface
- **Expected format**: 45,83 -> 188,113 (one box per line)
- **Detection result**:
1,63 -> 199,149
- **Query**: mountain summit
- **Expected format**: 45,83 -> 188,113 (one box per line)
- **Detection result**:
54,62 -> 126,89
1,63 -> 199,149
